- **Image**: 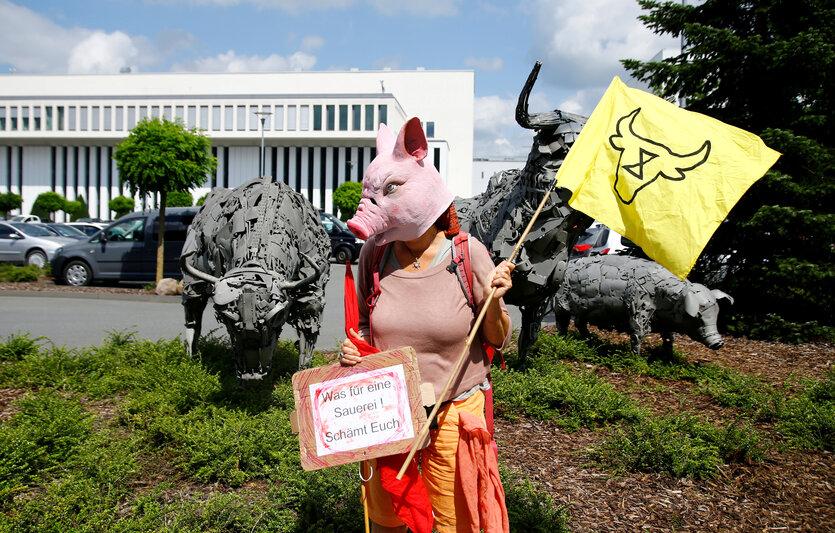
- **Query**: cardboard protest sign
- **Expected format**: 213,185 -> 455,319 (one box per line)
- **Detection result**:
291,347 -> 428,471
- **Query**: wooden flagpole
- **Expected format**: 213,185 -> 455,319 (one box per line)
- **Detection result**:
396,178 -> 559,479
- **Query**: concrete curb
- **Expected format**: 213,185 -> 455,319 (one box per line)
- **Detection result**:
0,289 -> 181,303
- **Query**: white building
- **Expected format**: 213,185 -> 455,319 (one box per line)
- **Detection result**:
0,69 -> 474,220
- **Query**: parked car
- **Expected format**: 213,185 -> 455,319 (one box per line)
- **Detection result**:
10,215 -> 41,223
52,208 -> 199,286
571,222 -> 628,258
34,222 -> 88,240
64,222 -> 106,236
318,211 -> 364,263
0,222 -> 76,268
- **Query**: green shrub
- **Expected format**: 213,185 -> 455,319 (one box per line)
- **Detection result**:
502,468 -> 570,532
333,181 -> 362,221
776,369 -> 835,451
590,412 -> 766,479
0,332 -> 44,361
166,190 -> 194,207
0,263 -> 44,282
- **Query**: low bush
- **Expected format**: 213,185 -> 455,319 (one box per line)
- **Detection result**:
590,413 -> 767,479
0,263 -> 44,282
777,369 -> 835,451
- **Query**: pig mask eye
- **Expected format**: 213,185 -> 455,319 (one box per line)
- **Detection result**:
384,182 -> 400,195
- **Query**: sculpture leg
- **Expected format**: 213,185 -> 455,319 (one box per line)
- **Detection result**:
183,292 -> 209,356
661,331 -> 675,358
297,327 -> 318,370
517,300 -> 549,363
576,318 -> 591,338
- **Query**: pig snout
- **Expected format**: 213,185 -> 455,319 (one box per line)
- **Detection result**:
347,198 -> 383,240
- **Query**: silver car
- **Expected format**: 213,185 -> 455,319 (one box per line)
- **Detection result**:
0,222 -> 76,268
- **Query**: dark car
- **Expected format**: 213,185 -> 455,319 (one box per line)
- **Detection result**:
52,207 -> 198,286
318,211 -> 364,263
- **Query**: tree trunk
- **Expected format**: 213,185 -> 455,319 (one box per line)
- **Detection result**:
156,191 -> 166,285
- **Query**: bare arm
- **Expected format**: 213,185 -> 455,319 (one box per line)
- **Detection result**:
479,260 -> 514,347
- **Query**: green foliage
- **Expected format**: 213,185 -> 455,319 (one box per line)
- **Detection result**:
494,334 -> 645,430
0,191 -> 23,218
114,118 -> 216,200
0,332 -> 572,531
0,263 -> 44,282
590,413 -> 767,479
64,194 -> 90,221
165,189 -> 193,207
0,332 -> 44,361
332,181 -> 362,221
30,191 -> 66,221
109,195 -> 135,220
624,0 -> 835,342
776,369 -> 835,450
502,468 -> 570,532
196,192 -> 208,206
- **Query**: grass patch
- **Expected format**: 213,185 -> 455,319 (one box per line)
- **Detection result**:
0,332 -> 571,531
502,468 -> 570,532
776,369 -> 835,451
589,413 -> 767,479
0,263 -> 46,282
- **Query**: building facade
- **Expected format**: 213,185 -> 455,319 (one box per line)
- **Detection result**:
0,69 -> 474,220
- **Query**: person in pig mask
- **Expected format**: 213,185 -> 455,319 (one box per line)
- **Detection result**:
340,117 -> 514,533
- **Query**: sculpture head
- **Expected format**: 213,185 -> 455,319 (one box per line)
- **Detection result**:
347,117 -> 454,245
182,253 -> 322,380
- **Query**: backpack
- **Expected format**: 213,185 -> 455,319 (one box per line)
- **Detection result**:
365,231 -> 503,436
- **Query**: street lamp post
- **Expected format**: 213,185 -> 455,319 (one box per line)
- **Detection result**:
254,110 -> 272,177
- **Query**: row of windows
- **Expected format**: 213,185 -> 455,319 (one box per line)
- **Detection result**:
0,103 -> 438,136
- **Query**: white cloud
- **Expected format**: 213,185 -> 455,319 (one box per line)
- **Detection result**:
68,31 -> 140,74
527,0 -> 679,112
301,35 -> 325,52
0,0 -> 88,72
473,91 -> 553,158
172,49 -> 317,72
464,57 -> 503,72
167,0 -> 458,16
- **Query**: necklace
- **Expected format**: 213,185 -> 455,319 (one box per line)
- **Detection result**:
412,255 -> 421,270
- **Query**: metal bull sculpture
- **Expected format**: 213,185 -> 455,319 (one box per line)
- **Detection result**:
455,62 -> 593,360
180,176 -> 331,380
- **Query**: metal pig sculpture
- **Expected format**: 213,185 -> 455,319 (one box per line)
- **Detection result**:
554,255 -> 734,356
180,176 -> 331,380
455,61 -> 593,359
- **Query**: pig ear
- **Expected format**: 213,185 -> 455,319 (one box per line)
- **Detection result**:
393,117 -> 428,161
711,289 -> 734,306
376,123 -> 396,154
683,291 -> 700,317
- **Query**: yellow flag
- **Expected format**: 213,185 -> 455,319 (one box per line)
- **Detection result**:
556,76 -> 780,279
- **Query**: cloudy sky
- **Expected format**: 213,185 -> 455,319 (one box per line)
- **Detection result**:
0,0 -> 678,158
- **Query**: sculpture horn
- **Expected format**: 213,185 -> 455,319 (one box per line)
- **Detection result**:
180,251 -> 220,284
275,253 -> 322,291
516,61 -> 585,130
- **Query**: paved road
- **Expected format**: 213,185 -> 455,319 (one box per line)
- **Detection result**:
0,264 -> 543,352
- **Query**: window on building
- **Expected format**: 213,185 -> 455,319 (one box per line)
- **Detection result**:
104,107 -> 112,131
250,106 -> 259,130
352,105 -> 361,131
151,106 -> 160,119
57,106 -> 65,131
67,107 -> 74,131
163,106 -> 172,120
33,107 -> 42,130
115,106 -> 123,130
200,106 -> 209,129
287,105 -> 297,131
139,106 -> 148,120
378,105 -> 387,125
0,107 -> 6,130
188,106 -> 197,128
175,106 -> 184,121
21,107 -> 29,131
91,106 -> 100,131
212,106 -> 221,131
425,121 -> 435,138
128,107 -> 136,129
365,104 -> 374,130
45,107 -> 53,130
300,105 -> 309,131
79,106 -> 88,131
339,105 -> 348,131
224,106 -> 233,131
274,105 -> 284,130
237,105 -> 246,130
326,105 -> 335,131
313,105 -> 322,131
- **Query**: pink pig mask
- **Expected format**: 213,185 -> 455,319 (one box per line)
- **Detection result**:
347,117 -> 454,245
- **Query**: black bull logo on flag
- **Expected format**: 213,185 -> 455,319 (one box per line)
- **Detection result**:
609,108 -> 711,205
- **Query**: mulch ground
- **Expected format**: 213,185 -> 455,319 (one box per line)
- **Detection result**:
497,330 -> 835,532
2,281 -> 833,531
